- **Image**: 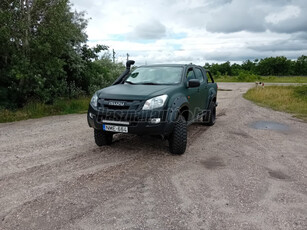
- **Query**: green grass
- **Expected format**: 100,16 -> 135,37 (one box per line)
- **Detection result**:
216,75 -> 307,83
0,97 -> 90,123
244,85 -> 307,121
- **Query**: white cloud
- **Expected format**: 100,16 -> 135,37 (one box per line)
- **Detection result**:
206,0 -> 267,33
265,5 -> 301,24
127,20 -> 166,40
71,0 -> 307,65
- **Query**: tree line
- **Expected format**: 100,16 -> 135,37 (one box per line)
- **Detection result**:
1,1 -> 306,110
204,55 -> 307,77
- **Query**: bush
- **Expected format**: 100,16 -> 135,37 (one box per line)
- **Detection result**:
88,54 -> 125,94
235,70 -> 261,82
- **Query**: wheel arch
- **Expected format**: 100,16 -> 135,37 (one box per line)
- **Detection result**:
168,95 -> 190,122
179,106 -> 189,121
207,88 -> 217,109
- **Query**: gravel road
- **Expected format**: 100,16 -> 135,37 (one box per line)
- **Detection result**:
0,83 -> 306,230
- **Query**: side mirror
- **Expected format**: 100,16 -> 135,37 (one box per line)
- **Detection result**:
188,79 -> 200,88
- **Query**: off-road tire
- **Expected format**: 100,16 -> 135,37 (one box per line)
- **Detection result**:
169,114 -> 187,155
203,101 -> 216,126
94,129 -> 113,146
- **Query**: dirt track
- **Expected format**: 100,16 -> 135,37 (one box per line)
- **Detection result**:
0,83 -> 306,230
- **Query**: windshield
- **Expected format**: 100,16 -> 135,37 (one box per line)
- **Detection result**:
125,66 -> 183,85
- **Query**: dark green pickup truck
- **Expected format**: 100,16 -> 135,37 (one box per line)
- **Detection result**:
88,60 -> 217,155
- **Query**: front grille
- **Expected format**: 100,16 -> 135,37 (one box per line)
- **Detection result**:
98,98 -> 143,111
106,105 -> 130,110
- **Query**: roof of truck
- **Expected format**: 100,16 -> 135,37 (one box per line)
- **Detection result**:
137,64 -> 209,71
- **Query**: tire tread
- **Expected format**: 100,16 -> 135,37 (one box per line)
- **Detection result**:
169,115 -> 187,155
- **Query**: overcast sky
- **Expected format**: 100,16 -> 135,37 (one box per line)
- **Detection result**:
71,0 -> 307,65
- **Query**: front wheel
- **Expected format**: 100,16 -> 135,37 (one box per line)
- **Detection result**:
94,129 -> 113,146
169,114 -> 187,155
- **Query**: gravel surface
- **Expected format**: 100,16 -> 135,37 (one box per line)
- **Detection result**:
0,83 -> 306,230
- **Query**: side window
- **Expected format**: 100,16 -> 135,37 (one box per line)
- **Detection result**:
194,68 -> 204,83
186,69 -> 195,81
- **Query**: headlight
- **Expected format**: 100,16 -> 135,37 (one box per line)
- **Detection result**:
90,93 -> 98,107
142,95 -> 168,110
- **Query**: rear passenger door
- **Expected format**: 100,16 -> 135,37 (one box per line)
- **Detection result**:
186,68 -> 200,119
194,67 -> 209,111
204,70 -> 215,109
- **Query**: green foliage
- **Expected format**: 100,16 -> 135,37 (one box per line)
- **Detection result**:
0,0 -> 110,108
207,61 -> 232,76
235,70 -> 261,82
241,60 -> 256,72
85,53 -> 125,94
205,55 -> 307,78
295,55 -> 307,75
256,56 -> 292,75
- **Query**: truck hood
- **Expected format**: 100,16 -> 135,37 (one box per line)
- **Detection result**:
97,84 -> 177,100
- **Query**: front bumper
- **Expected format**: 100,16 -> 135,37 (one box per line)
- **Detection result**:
87,105 -> 174,136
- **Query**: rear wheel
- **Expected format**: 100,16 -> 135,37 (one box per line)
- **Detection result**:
203,101 -> 216,126
169,114 -> 187,155
94,129 -> 113,146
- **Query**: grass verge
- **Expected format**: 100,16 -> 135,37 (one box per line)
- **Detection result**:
244,85 -> 307,121
0,97 -> 90,123
216,76 -> 307,83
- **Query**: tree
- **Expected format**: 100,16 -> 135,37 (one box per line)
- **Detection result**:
88,53 -> 125,93
295,55 -> 307,75
230,63 -> 242,76
207,61 -> 232,76
241,60 -> 256,72
202,56 -> 305,78
0,0 -> 107,107
256,56 -> 291,76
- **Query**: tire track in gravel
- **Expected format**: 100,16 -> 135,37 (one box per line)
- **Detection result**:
1,153 -> 181,230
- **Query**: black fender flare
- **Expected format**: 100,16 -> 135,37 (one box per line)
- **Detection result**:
168,96 -> 189,122
207,89 -> 217,109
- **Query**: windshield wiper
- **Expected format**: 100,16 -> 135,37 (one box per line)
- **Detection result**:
139,82 -> 162,85
125,81 -> 136,84
125,81 -> 162,85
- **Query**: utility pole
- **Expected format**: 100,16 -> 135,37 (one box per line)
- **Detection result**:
126,53 -> 129,61
112,49 -> 115,63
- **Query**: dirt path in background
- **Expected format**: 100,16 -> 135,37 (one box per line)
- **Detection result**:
0,83 -> 306,230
